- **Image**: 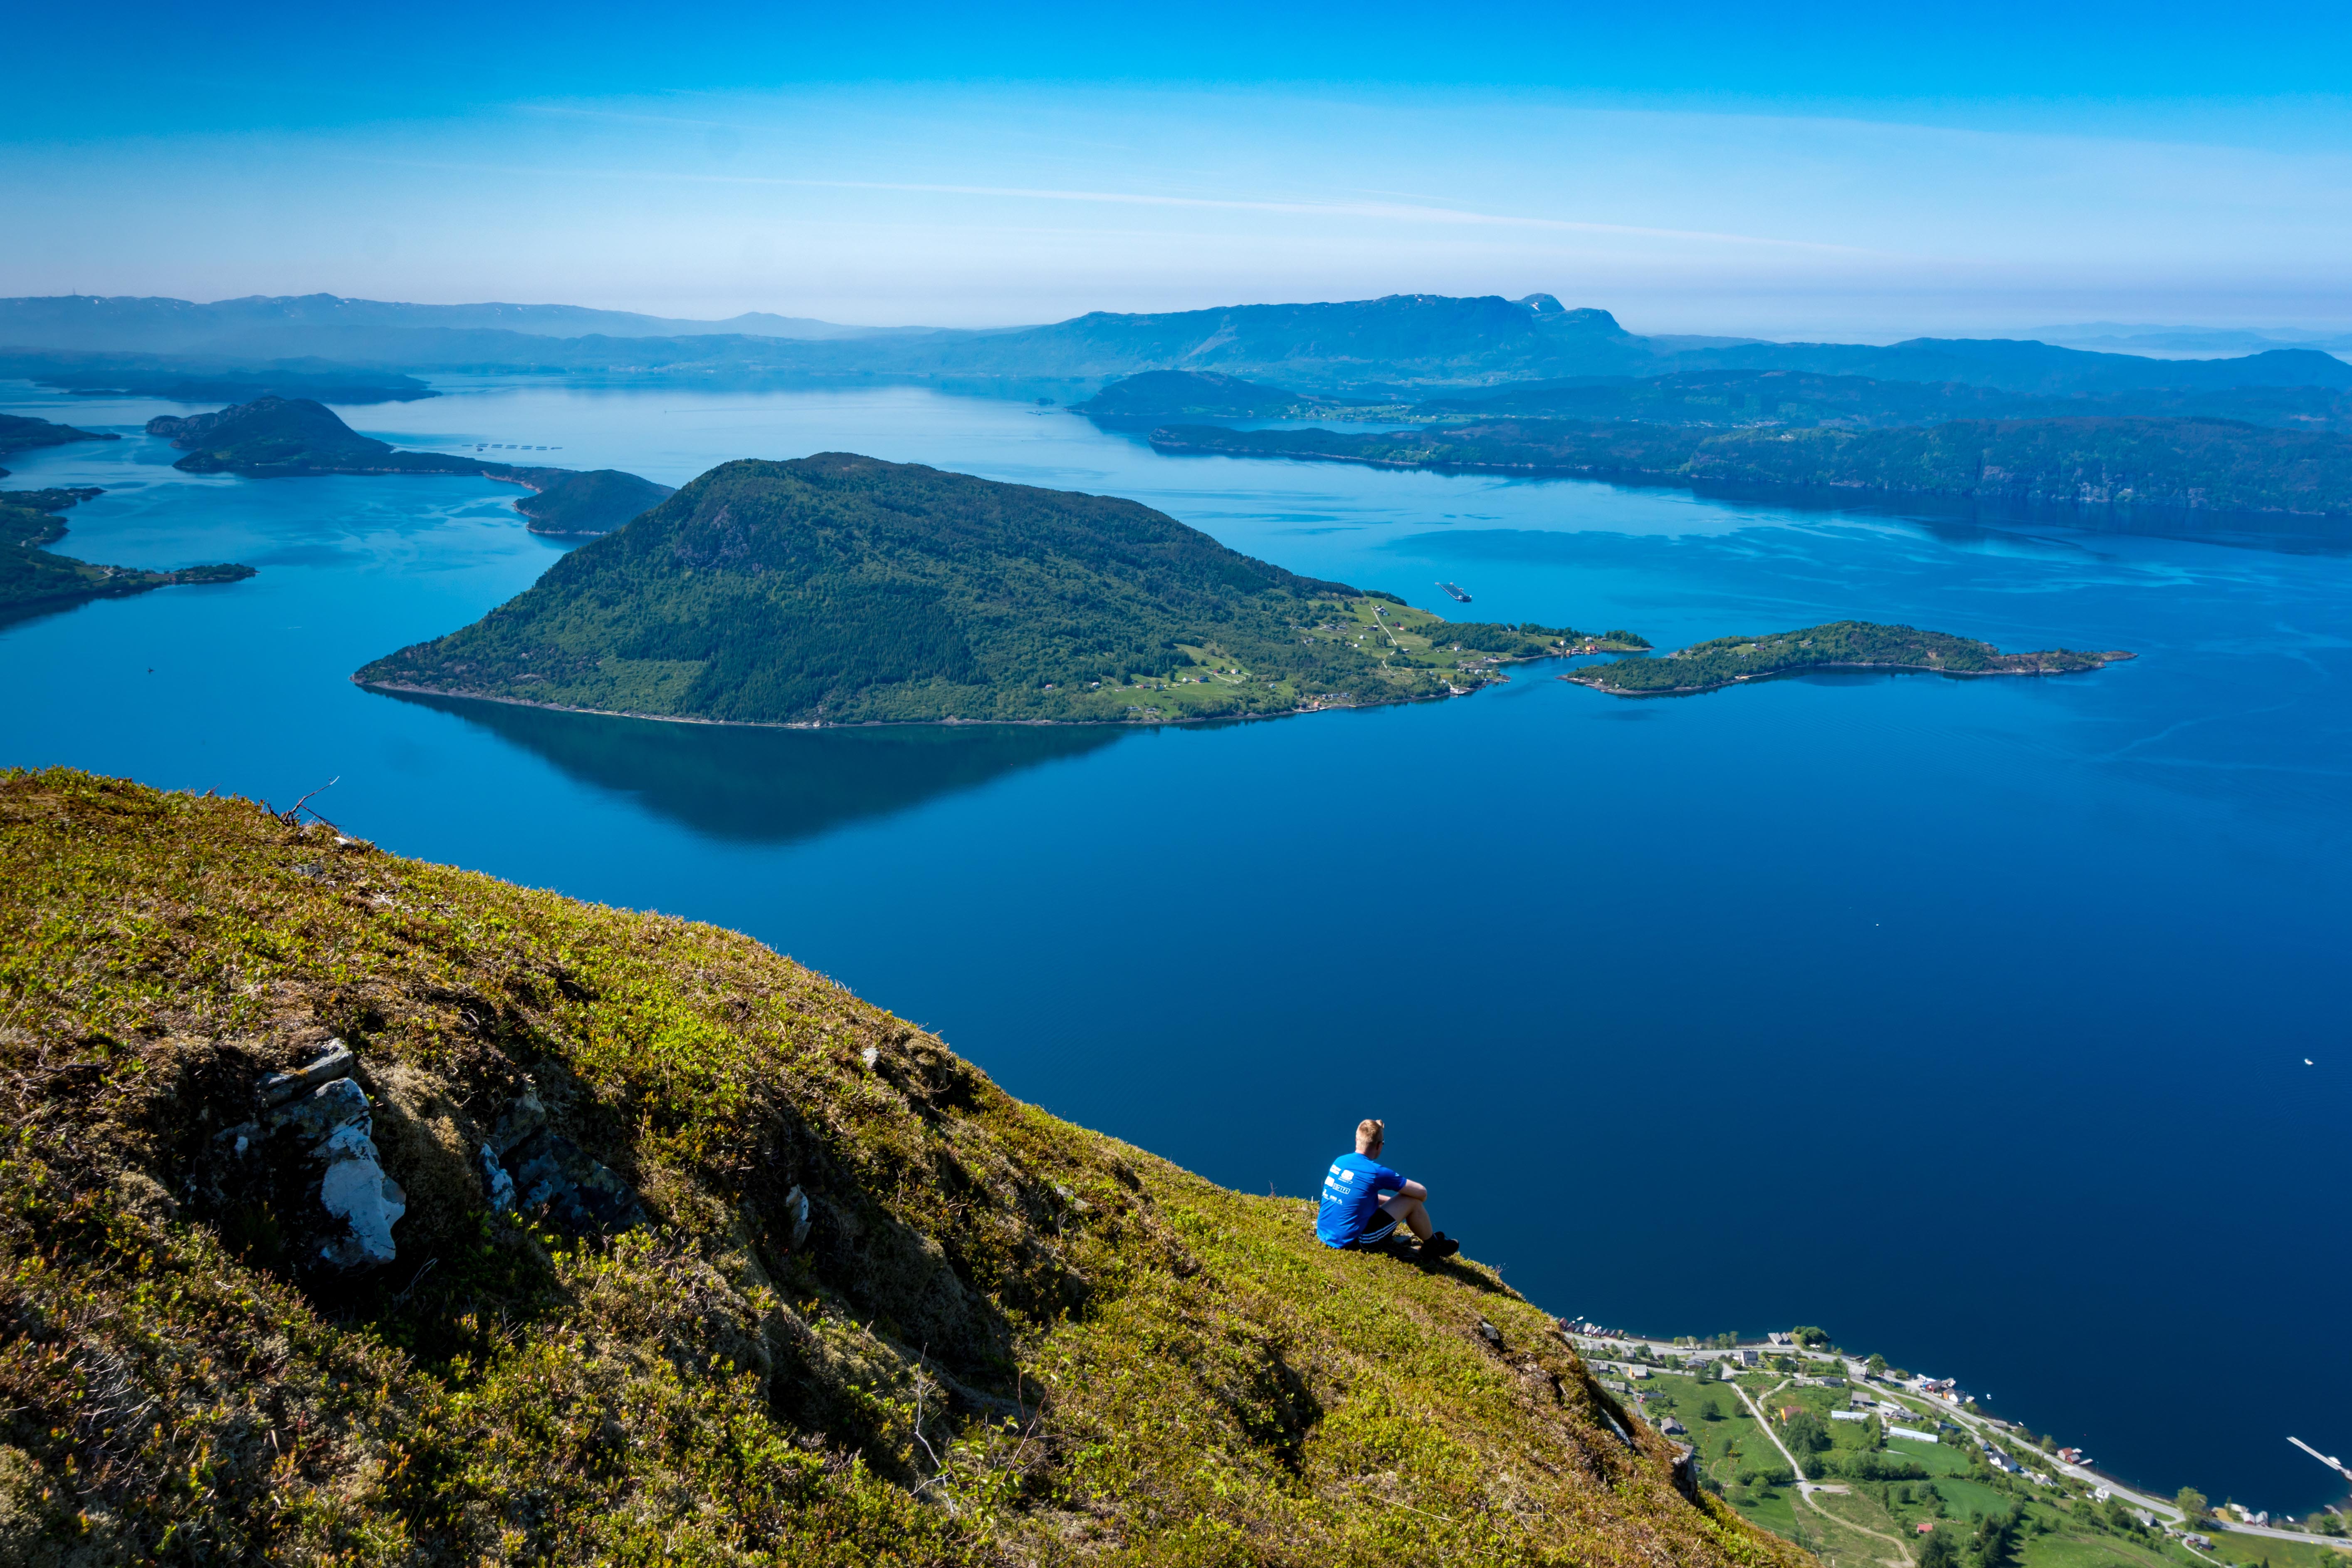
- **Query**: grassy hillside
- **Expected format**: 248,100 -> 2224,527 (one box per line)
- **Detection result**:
1153,415 -> 2352,518
356,454 -> 1628,726
0,768 -> 1804,1566
1562,621 -> 2129,697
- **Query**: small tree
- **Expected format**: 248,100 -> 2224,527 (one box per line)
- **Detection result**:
1867,1353 -> 1889,1376
1918,1528 -> 1959,1568
2176,1487 -> 2209,1524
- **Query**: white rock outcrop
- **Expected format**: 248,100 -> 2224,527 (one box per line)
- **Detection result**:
316,1120 -> 406,1269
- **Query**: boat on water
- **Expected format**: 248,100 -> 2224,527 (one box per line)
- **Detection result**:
1438,581 -> 1472,603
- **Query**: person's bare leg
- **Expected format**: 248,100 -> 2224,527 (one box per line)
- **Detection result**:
1382,1194 -> 1433,1242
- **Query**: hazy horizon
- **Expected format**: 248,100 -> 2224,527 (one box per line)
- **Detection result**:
10,2 -> 2352,345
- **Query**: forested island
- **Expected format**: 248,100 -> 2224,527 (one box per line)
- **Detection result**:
1151,415 -> 2352,518
355,453 -> 1642,725
1,487 -> 254,612
1562,621 -> 2132,697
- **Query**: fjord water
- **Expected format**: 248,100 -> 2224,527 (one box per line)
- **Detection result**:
7,380 -> 2347,1512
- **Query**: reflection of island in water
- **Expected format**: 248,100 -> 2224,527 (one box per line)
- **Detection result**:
378,690 -> 1132,844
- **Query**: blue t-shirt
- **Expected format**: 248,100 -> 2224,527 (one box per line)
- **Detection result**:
1317,1151 -> 1407,1246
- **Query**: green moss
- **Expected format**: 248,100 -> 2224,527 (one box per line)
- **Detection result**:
0,768 -> 1807,1566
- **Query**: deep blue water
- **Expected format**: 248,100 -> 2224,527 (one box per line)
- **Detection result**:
6,378 -> 2347,1514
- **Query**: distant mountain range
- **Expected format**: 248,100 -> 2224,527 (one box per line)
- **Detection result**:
2028,322 -> 2352,358
3,291 -> 2347,399
0,294 -> 928,352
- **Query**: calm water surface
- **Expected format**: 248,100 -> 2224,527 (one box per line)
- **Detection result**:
5,378 -> 2347,1511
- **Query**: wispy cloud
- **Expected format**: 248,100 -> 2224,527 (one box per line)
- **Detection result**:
353,155 -> 1890,256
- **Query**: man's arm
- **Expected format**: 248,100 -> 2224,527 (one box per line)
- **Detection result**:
1376,1165 -> 1426,1203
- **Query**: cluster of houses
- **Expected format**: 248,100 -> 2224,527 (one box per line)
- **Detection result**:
1905,1375 -> 1970,1405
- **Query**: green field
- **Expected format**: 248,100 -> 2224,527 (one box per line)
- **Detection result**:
1603,1361 -> 2349,1568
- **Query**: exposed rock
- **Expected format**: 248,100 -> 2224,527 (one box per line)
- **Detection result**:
487,1085 -> 643,1233
259,1038 -> 354,1105
315,1121 -> 405,1269
481,1143 -> 517,1212
1670,1442 -> 1703,1503
783,1183 -> 812,1250
272,1074 -> 369,1141
212,1041 -> 409,1272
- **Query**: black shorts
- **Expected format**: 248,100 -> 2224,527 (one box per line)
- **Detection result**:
1349,1203 -> 1402,1247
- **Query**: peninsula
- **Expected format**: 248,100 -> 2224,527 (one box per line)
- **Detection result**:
0,766 -> 1801,1566
1,487 -> 254,612
0,412 -> 119,476
511,466 -> 676,535
355,452 -> 1643,725
0,349 -> 435,405
1150,415 -> 2352,519
146,394 -> 558,480
1072,368 -> 1356,426
1562,621 -> 2132,697
142,395 -> 673,533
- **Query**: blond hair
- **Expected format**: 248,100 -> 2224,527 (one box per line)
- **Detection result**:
1356,1118 -> 1385,1151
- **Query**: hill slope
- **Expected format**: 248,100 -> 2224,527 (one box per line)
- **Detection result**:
355,453 -> 1557,725
0,768 -> 1799,1566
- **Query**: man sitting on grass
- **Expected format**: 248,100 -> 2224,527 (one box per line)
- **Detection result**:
1316,1118 -> 1459,1258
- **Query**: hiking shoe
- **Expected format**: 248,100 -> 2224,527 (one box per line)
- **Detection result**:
1420,1234 -> 1460,1260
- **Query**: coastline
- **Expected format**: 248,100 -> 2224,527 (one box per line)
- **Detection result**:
1149,434 -> 2352,523
348,665 -> 1527,730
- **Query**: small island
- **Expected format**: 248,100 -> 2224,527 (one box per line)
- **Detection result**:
2,487 -> 255,612
356,452 -> 1644,726
1561,620 -> 2132,697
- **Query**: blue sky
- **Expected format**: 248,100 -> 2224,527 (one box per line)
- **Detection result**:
9,0 -> 2352,337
